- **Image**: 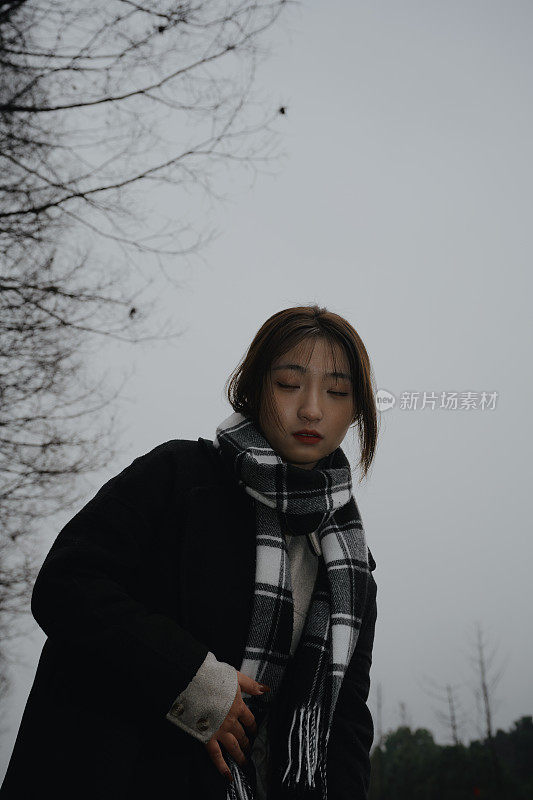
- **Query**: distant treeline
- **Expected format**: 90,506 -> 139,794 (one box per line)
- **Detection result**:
369,715 -> 533,800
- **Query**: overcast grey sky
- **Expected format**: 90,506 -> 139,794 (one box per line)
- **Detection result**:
2,0 -> 532,776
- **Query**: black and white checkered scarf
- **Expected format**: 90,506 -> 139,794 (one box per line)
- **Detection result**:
213,412 -> 372,800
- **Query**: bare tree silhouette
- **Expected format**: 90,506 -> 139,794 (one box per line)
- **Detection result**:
417,672 -> 468,745
467,622 -> 509,798
398,700 -> 412,729
0,0 -> 289,698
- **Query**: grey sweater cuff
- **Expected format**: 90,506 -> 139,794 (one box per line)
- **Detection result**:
166,651 -> 238,743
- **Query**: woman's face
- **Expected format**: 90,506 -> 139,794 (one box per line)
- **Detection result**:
258,337 -> 355,470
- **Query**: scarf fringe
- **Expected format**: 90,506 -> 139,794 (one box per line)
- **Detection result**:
281,702 -> 328,796
225,704 -> 330,800
226,754 -> 255,800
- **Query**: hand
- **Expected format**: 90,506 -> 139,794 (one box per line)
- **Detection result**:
203,670 -> 271,784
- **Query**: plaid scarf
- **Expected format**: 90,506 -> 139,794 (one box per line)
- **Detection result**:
213,412 -> 372,800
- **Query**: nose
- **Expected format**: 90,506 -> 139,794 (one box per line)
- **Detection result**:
297,386 -> 323,423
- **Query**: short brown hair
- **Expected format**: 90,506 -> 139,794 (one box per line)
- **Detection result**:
225,305 -> 379,480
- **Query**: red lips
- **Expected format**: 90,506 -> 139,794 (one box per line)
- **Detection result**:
293,429 -> 323,444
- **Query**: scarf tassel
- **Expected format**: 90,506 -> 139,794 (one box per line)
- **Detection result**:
226,703 -> 329,800
226,754 -> 255,800
281,703 -> 328,797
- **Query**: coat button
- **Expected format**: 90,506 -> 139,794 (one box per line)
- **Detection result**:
171,703 -> 185,717
196,716 -> 210,732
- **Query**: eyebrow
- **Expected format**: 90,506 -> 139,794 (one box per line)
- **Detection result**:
272,363 -> 353,382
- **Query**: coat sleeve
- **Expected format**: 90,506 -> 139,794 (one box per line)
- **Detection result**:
166,650 -> 238,742
326,565 -> 378,800
30,442 -> 213,724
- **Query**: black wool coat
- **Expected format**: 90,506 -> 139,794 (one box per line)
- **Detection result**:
1,438 -> 378,800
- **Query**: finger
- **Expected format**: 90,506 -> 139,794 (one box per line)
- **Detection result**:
229,719 -> 251,754
237,671 -> 271,696
219,732 -> 248,769
204,739 -> 233,783
238,703 -> 258,738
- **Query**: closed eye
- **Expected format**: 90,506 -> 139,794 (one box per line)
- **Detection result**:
276,382 -> 349,397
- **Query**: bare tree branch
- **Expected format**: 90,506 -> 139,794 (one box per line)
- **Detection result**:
0,0 -> 289,701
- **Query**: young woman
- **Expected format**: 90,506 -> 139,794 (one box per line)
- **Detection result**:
1,305 -> 378,800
